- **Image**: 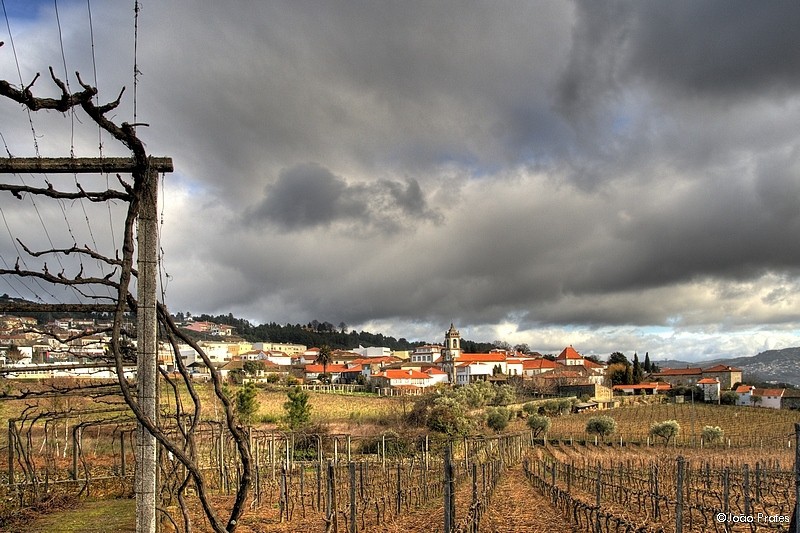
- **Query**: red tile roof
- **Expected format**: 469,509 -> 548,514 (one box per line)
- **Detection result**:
557,346 -> 583,360
735,385 -> 754,394
753,388 -> 784,397
704,364 -> 742,372
304,364 -> 349,373
653,367 -> 703,376
522,359 -> 558,370
458,353 -> 507,363
697,378 -> 720,385
612,382 -> 671,391
374,369 -> 431,380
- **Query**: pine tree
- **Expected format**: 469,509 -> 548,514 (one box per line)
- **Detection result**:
632,352 -> 643,384
643,352 -> 651,373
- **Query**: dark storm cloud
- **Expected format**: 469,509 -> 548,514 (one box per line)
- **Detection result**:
3,2 -> 800,360
561,0 -> 800,112
625,1 -> 800,98
249,163 -> 441,233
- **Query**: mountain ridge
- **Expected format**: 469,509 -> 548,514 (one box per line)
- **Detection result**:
654,347 -> 800,387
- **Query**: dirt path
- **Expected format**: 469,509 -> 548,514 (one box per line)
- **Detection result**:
478,464 -> 579,533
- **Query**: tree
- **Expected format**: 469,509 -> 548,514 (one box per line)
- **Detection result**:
632,352 -> 643,384
491,384 -> 516,406
527,414 -> 551,437
243,360 -> 265,375
283,386 -> 312,430
235,382 -> 260,425
427,396 -> 472,436
701,425 -> 724,444
649,420 -> 680,445
643,352 -> 652,373
5,344 -> 24,363
586,416 -> 616,439
720,391 -> 738,405
605,363 -> 630,386
607,352 -> 630,366
317,344 -> 333,379
485,407 -> 511,433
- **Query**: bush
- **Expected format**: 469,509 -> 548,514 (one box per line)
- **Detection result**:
283,386 -> 312,430
586,416 -> 616,438
491,384 -> 516,406
720,391 -> 737,405
486,407 -> 512,432
427,396 -> 472,436
522,402 -> 538,415
235,382 -> 260,425
701,425 -> 724,444
527,414 -> 551,437
650,420 -> 680,445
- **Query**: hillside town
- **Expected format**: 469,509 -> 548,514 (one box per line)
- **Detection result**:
0,314 -> 795,410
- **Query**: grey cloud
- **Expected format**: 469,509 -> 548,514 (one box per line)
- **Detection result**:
624,1 -> 800,98
249,163 -> 441,234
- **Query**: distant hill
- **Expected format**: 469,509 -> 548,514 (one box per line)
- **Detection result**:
655,347 -> 800,387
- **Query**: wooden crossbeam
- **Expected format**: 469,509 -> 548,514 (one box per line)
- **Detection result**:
0,157 -> 173,174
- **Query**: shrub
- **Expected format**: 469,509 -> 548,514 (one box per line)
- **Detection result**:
527,414 -> 550,437
586,416 -> 616,438
283,386 -> 312,430
649,420 -> 680,445
235,382 -> 260,425
522,402 -> 538,415
701,425 -> 724,444
427,396 -> 472,436
486,407 -> 512,432
491,384 -> 516,406
720,391 -> 737,405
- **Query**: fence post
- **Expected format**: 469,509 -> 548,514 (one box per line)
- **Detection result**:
7,420 -> 14,490
676,456 -> 685,533
328,459 -> 339,533
743,463 -> 751,517
121,431 -> 128,478
794,423 -> 800,533
396,461 -> 402,514
595,462 -> 602,532
723,466 -> 730,515
72,425 -> 82,481
444,443 -> 454,533
349,461 -> 357,533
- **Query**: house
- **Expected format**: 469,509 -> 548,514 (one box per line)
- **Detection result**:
734,384 -> 755,406
370,369 -> 433,391
423,366 -> 449,385
452,353 -> 507,385
556,346 -> 585,366
411,345 -> 442,364
349,346 -> 393,358
781,389 -> 800,410
303,363 -> 351,383
697,378 -> 721,402
521,358 -> 558,377
702,364 -> 742,390
751,388 -> 783,409
612,382 -> 671,395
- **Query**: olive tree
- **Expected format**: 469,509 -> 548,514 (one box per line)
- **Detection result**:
586,416 -> 616,439
650,420 -> 680,445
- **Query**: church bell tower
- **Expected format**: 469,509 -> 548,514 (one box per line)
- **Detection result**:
442,323 -> 461,384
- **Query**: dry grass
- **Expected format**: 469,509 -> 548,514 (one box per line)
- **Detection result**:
545,401 -> 800,447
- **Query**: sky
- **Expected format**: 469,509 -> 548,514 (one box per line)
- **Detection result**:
0,1 -> 799,362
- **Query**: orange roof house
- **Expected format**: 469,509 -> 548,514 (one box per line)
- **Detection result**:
556,346 -> 585,366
